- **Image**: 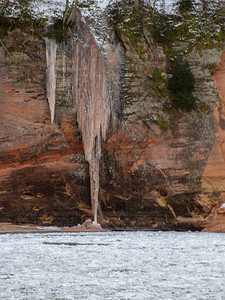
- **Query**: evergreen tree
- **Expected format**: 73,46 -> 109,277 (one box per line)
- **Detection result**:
169,58 -> 196,110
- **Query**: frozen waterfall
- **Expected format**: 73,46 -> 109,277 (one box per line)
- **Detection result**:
72,29 -> 110,223
45,15 -> 122,223
45,38 -> 57,124
72,16 -> 122,223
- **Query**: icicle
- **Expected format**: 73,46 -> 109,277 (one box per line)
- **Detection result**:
45,38 -> 57,124
72,13 -> 122,223
72,30 -> 110,223
62,52 -> 66,91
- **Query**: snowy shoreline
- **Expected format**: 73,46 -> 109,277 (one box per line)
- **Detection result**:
0,221 -> 108,233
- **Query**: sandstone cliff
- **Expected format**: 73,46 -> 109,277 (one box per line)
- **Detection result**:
0,27 -> 90,226
1,0 -> 225,231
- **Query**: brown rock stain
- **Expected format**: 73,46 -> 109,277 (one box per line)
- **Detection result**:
202,50 -> 225,232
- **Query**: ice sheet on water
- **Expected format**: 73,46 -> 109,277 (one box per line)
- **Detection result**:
0,231 -> 225,299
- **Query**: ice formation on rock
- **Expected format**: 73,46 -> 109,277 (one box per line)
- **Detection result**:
72,16 -> 122,222
45,38 -> 57,124
73,29 -> 109,222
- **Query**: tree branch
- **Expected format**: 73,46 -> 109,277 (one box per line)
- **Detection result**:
63,0 -> 69,26
63,0 -> 78,28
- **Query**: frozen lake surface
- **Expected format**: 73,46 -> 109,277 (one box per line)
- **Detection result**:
0,231 -> 225,299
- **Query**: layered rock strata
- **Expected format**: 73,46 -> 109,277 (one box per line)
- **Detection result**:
201,51 -> 225,232
100,37 -> 225,230
1,9 -> 225,231
0,29 -> 90,226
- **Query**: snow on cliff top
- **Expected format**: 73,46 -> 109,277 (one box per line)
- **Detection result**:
8,0 -> 221,22
19,0 -> 176,21
30,0 -> 111,19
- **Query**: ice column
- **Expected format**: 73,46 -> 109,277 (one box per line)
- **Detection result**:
45,38 -> 57,124
73,31 -> 110,223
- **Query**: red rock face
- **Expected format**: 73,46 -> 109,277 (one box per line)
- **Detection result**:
202,51 -> 225,232
99,32 -> 223,230
100,121 -> 206,230
0,29 -> 91,226
1,24 -> 225,231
